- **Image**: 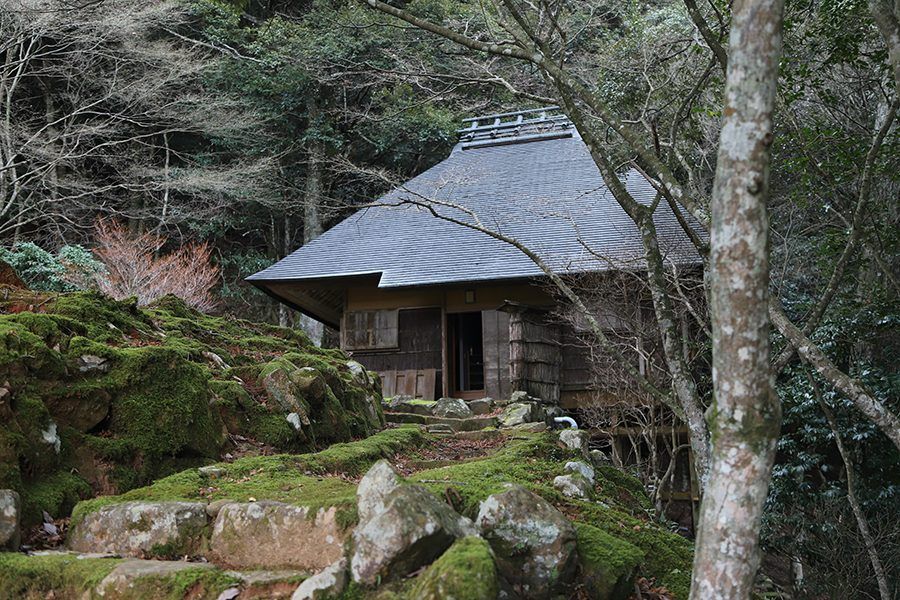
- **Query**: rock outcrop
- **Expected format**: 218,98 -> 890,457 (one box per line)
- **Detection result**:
558,428 -> 591,458
476,484 -> 578,598
0,291 -> 386,529
498,401 -> 544,427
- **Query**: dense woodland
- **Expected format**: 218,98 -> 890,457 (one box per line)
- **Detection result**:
1,0 -> 899,597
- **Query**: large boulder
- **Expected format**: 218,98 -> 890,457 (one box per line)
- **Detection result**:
291,557 -> 349,600
475,484 -> 578,598
0,489 -> 20,551
210,502 -> 345,570
351,461 -> 477,585
409,536 -> 499,600
499,402 -> 544,427
68,501 -> 207,558
433,397 -> 473,419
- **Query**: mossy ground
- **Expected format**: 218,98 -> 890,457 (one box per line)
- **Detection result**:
0,291 -> 385,527
71,426 -> 430,530
0,552 -> 123,600
0,552 -> 251,600
407,433 -> 693,598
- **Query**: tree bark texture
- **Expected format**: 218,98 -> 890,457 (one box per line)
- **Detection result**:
690,0 -> 784,597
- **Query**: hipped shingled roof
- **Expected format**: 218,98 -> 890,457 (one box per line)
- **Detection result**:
248,107 -> 702,325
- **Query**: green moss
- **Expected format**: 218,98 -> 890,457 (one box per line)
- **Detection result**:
409,536 -> 498,600
574,522 -> 643,600
409,433 -> 576,518
20,471 -> 92,525
575,503 -> 693,599
71,427 -> 430,528
0,552 -> 122,600
408,433 -> 693,600
125,567 -> 237,600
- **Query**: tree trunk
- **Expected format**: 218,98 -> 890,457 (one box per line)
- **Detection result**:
690,0 -> 784,597
812,377 -> 891,600
300,95 -> 326,343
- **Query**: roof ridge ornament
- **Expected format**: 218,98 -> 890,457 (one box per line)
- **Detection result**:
457,106 -> 575,150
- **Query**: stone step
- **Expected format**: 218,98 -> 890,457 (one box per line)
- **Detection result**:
21,552 -> 305,599
67,500 -> 346,572
383,412 -> 498,432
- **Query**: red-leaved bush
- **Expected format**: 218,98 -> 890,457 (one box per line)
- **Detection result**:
93,219 -> 219,312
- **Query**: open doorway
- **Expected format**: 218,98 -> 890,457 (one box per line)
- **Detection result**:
447,312 -> 485,399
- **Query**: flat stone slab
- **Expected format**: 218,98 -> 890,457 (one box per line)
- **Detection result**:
68,501 -> 208,558
210,502 -> 345,571
384,412 -> 498,432
95,559 -> 215,596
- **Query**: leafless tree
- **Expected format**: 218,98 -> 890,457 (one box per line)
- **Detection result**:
0,0 -> 273,246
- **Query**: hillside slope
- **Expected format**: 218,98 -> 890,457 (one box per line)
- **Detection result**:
0,286 -> 384,526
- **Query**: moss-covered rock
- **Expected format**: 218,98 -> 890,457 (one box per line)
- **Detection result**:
409,536 -> 498,600
0,291 -> 388,528
407,433 -> 693,599
575,522 -> 644,600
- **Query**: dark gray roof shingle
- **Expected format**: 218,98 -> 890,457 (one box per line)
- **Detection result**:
248,130 -> 702,289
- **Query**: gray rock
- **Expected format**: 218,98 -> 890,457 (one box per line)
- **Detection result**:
467,398 -> 494,415
76,354 -> 109,373
198,465 -> 227,479
346,360 -> 370,388
476,484 -> 577,598
210,502 -> 345,571
499,402 -> 544,427
68,501 -> 208,558
351,462 -> 477,585
508,390 -> 542,405
433,397 -> 473,419
292,557 -> 349,600
0,490 -> 20,551
386,394 -> 414,409
544,405 -> 564,421
564,461 -> 595,485
553,474 -> 593,499
94,559 -> 215,596
356,459 -> 401,522
589,449 -> 610,467
558,429 -> 590,458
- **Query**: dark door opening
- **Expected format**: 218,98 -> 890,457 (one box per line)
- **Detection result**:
448,312 -> 485,398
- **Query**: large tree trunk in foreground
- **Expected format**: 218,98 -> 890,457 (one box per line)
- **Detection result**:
690,0 -> 784,597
